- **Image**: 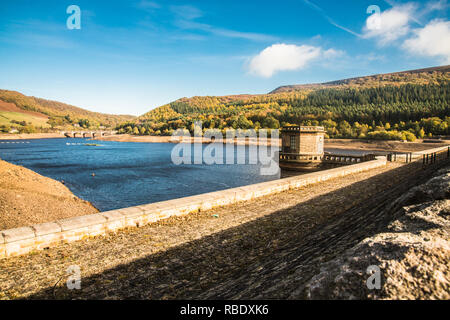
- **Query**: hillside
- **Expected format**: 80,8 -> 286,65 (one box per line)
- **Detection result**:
118,65 -> 449,140
0,90 -> 135,133
0,100 -> 50,129
271,65 -> 450,93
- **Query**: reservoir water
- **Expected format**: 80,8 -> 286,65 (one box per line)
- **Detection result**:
0,138 -> 280,211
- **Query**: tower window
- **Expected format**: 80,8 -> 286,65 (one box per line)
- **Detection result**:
290,135 -> 296,151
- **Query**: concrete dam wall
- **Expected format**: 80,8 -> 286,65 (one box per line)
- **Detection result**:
0,157 -> 387,259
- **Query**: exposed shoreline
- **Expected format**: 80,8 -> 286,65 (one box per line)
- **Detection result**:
96,134 -> 449,152
2,132 -> 448,153
0,133 -> 65,140
95,134 -> 280,146
0,159 -> 98,230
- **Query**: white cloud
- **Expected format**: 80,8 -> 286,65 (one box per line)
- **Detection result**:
170,5 -> 203,20
176,19 -> 277,42
424,0 -> 448,13
136,1 -> 160,10
171,4 -> 276,42
302,0 -> 361,37
248,43 -> 323,78
363,4 -> 416,45
403,19 -> 450,63
323,48 -> 344,59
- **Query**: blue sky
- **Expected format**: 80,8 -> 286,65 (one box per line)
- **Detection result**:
0,0 -> 449,115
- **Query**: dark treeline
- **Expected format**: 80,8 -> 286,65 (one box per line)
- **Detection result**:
282,82 -> 448,123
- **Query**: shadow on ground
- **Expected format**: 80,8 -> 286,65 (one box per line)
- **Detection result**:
27,162 -> 444,300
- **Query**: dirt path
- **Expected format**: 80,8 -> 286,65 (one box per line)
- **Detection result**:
1,161 -> 439,299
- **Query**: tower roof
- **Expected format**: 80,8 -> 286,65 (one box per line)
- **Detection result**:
281,126 -> 325,133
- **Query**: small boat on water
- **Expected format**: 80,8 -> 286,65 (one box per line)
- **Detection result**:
65,143 -> 103,146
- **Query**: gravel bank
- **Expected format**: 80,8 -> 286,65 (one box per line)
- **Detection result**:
0,159 -> 98,230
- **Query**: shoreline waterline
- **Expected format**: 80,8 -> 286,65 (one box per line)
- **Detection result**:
0,133 -> 65,140
2,133 -> 449,152
0,138 -> 280,212
1,136 -> 448,228
0,158 -> 98,230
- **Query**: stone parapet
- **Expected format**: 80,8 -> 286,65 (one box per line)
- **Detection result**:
0,157 -> 387,259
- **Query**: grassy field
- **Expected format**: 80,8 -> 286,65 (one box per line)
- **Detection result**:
0,111 -> 50,128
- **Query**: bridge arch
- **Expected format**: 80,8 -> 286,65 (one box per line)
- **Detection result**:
64,130 -> 115,138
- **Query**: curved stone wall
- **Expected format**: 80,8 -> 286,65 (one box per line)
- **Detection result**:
0,157 -> 387,259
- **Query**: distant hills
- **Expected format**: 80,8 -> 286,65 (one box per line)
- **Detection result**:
116,65 -> 449,139
0,90 -> 135,133
2,65 -> 449,139
139,65 -> 450,123
271,65 -> 450,93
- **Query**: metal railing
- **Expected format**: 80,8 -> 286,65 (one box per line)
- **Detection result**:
279,153 -> 322,161
387,152 -> 413,163
422,147 -> 450,167
322,154 -> 376,164
279,153 -> 376,164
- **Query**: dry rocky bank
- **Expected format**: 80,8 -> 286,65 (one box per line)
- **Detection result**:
306,165 -> 450,299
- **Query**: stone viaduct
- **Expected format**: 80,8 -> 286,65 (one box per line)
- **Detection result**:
63,131 -> 117,138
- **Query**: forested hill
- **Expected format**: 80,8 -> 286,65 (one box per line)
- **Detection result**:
271,65 -> 450,93
119,66 -> 449,140
0,90 -> 135,132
